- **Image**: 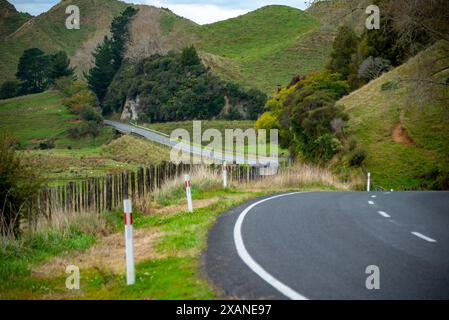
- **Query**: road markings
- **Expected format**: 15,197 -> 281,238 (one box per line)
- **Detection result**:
411,232 -> 437,243
368,201 -> 375,205
371,195 -> 377,198
233,192 -> 309,300
377,211 -> 391,218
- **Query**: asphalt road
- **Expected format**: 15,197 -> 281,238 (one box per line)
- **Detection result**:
104,120 -> 278,168
205,191 -> 449,300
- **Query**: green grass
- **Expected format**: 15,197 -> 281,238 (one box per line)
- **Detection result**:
337,43 -> 449,190
0,0 -> 128,84
0,90 -> 112,149
190,5 -> 329,93
0,91 -> 171,183
0,185 -> 264,299
146,120 -> 288,158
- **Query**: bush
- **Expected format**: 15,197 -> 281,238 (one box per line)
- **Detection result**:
358,56 -> 392,81
0,133 -> 45,237
38,139 -> 55,150
349,148 -> 367,167
0,81 -> 21,100
314,134 -> 342,162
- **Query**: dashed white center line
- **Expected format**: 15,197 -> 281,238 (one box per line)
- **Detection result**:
378,211 -> 391,218
368,201 -> 375,205
411,232 -> 437,243
371,195 -> 377,198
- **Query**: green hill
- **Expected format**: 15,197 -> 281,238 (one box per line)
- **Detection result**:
0,1 -> 332,94
192,5 -> 328,93
337,43 -> 449,190
0,0 -> 32,40
0,0 -> 128,84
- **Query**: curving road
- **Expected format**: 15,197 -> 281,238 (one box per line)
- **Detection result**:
205,191 -> 449,300
104,120 -> 279,169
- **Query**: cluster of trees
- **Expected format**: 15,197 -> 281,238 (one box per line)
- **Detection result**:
326,0 -> 448,90
103,46 -> 267,121
0,49 -> 73,99
87,7 -> 138,103
257,72 -> 353,163
57,78 -> 103,144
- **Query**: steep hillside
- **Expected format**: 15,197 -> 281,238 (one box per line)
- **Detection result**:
337,43 -> 449,190
306,0 -> 370,34
0,0 -> 32,40
0,0 -> 128,83
193,5 -> 327,93
126,5 -> 331,93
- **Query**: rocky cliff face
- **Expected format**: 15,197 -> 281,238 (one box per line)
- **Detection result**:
120,96 -> 140,121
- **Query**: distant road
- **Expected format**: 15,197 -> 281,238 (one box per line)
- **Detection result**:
104,120 -> 279,168
205,191 -> 449,299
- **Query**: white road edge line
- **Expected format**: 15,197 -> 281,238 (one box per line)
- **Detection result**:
233,192 -> 309,300
411,232 -> 437,243
377,211 -> 391,218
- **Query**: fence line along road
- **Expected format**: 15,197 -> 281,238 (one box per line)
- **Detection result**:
104,120 -> 279,168
26,162 -> 264,231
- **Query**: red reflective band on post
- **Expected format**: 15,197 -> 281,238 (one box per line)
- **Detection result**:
124,212 -> 133,225
185,180 -> 190,188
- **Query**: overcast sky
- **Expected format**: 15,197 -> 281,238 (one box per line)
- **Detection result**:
8,0 -> 310,24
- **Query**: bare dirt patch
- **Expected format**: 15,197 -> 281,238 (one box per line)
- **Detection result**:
32,228 -> 163,278
392,123 -> 414,145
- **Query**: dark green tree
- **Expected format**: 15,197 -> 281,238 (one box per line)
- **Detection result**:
110,7 -> 138,69
326,25 -> 359,80
86,37 -> 116,103
0,80 -> 20,99
181,46 -> 201,66
16,48 -> 51,94
86,7 -> 138,107
49,51 -> 74,81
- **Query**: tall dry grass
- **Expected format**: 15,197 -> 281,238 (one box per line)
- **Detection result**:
240,163 -> 358,191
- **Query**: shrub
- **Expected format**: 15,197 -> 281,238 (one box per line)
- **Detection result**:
358,56 -> 392,81
0,133 -> 45,237
314,134 -> 342,162
38,139 -> 55,150
349,148 -> 367,167
0,80 -> 20,99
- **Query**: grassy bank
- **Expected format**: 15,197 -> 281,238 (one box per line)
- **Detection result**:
0,164 -> 352,299
337,43 -> 449,190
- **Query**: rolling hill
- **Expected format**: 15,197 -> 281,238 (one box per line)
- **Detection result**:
0,0 -> 32,40
337,42 -> 449,190
0,0 -> 334,94
0,0 -> 128,84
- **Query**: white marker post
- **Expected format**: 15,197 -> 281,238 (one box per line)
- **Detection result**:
123,199 -> 135,285
185,175 -> 193,213
367,172 -> 371,192
223,161 -> 228,189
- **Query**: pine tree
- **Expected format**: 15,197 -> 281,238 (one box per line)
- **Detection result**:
86,7 -> 138,107
49,51 -> 74,81
326,25 -> 359,80
16,48 -> 51,93
86,37 -> 116,103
